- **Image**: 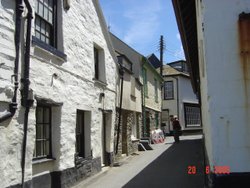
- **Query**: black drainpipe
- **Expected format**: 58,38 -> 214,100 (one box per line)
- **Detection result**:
115,65 -> 124,155
0,0 -> 23,123
21,0 -> 33,187
174,77 -> 179,118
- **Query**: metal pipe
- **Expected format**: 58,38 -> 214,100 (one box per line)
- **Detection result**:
0,0 -> 23,123
174,77 -> 180,118
115,65 -> 124,155
21,0 -> 33,187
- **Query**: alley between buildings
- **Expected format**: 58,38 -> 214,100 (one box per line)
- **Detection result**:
73,135 -> 205,188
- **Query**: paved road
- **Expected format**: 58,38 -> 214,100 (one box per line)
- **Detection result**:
73,135 -> 205,188
124,137 -> 205,188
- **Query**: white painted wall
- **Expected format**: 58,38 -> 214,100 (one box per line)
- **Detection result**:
119,72 -> 142,113
162,75 -> 198,131
144,65 -> 162,113
178,76 -> 199,128
197,0 -> 250,172
0,0 -> 117,187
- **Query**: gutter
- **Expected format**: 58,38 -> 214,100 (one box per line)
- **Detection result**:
0,0 -> 24,123
21,0 -> 33,187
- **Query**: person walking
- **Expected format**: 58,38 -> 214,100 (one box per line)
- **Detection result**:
172,115 -> 181,143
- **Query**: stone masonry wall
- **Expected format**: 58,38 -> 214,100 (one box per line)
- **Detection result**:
0,0 -> 117,187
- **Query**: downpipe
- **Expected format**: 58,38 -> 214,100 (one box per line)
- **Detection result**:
21,0 -> 33,187
0,0 -> 23,123
115,65 -> 124,155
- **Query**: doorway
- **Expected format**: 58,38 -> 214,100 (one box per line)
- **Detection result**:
102,111 -> 112,166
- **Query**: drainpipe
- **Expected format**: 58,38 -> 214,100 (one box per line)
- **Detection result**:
0,0 -> 23,123
141,84 -> 146,137
115,65 -> 124,155
21,0 -> 33,187
174,77 -> 179,118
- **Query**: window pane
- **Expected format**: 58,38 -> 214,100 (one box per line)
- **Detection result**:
45,124 -> 50,139
48,11 -> 53,24
35,0 -> 55,46
35,105 -> 51,158
36,124 -> 43,139
45,140 -> 50,155
94,47 -> 99,79
44,6 -> 48,20
76,111 -> 85,157
35,17 -> 41,32
36,0 -> 39,13
41,20 -> 46,34
38,2 -> 43,17
36,107 -> 43,123
36,141 -> 43,157
41,35 -> 45,43
44,107 -> 50,123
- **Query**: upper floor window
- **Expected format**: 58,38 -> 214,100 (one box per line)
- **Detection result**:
164,81 -> 174,100
35,0 -> 56,46
34,105 -> 52,159
94,47 -> 99,80
93,45 -> 106,83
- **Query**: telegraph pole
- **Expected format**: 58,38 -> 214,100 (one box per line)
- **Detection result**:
159,35 -> 165,76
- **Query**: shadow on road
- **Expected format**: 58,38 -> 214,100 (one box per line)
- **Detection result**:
123,138 -> 205,188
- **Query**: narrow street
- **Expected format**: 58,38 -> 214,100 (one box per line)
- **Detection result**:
73,135 -> 205,188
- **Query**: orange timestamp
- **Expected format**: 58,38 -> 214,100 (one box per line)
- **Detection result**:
187,165 -> 230,175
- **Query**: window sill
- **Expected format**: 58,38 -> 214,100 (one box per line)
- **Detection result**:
164,98 -> 174,100
93,78 -> 107,87
132,138 -> 140,143
32,157 -> 56,165
32,36 -> 67,61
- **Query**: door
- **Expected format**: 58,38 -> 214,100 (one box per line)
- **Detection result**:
102,113 -> 108,166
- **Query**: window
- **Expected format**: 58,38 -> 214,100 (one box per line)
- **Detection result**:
94,47 -> 99,80
184,103 -> 201,127
76,110 -> 85,157
34,106 -> 52,159
164,81 -> 174,100
35,0 -> 56,46
75,110 -> 91,159
93,45 -> 106,82
142,68 -> 148,97
118,56 -> 132,72
154,78 -> 158,102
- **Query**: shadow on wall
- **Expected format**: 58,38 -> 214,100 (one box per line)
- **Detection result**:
1,0 -> 15,11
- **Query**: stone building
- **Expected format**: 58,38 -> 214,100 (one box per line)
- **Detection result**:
110,33 -> 143,157
173,0 -> 250,186
0,0 -> 117,187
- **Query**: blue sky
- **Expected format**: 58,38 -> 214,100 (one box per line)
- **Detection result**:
99,0 -> 185,64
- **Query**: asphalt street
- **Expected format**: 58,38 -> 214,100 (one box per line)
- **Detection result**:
73,135 -> 205,188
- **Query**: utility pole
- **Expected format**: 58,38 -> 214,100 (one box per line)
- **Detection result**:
159,35 -> 165,76
159,35 -> 165,134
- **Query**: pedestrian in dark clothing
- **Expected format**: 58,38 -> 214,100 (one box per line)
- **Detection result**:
172,115 -> 181,143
